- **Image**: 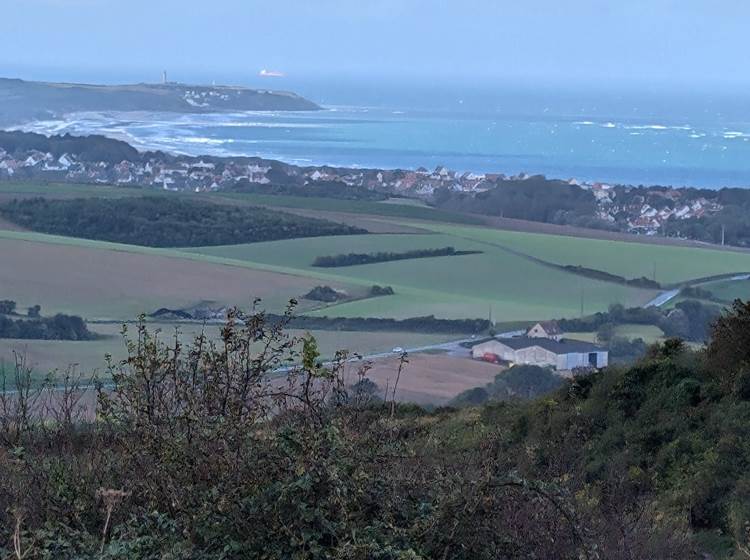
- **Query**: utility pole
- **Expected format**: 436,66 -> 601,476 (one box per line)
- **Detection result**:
721,225 -> 726,246
580,286 -> 585,317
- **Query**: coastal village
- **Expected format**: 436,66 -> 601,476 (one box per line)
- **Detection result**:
0,144 -> 724,236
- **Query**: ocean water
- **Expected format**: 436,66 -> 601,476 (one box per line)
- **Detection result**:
14,83 -> 750,189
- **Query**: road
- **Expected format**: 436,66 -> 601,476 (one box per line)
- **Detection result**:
644,289 -> 680,308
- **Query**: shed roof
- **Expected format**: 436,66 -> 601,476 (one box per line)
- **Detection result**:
493,337 -> 604,355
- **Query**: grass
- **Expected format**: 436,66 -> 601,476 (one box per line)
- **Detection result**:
0,229 -> 363,320
698,278 -> 750,303
6,182 -> 750,325
0,181 -> 140,199
0,322 -> 455,380
207,191 -> 484,224
185,233 -> 657,321
566,324 -> 666,344
427,224 -> 750,286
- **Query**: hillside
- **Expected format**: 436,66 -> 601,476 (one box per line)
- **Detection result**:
0,77 -> 320,123
4,302 -> 750,557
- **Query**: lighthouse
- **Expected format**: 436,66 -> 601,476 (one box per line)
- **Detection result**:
162,70 -> 167,84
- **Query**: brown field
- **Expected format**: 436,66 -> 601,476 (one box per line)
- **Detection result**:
11,352 -> 500,422
342,354 -> 502,405
0,236 -> 349,320
0,323 -> 453,377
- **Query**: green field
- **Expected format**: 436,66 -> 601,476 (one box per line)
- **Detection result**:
185,232 -> 657,321
698,277 -> 750,303
5,183 -> 750,361
567,324 -> 666,344
208,192 -> 483,224
429,224 -> 750,285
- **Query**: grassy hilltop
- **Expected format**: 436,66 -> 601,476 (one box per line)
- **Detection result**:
0,77 -> 320,124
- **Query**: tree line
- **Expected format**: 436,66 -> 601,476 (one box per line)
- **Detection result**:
312,246 -> 481,267
0,196 -> 367,248
558,300 -> 721,342
0,299 -> 94,340
432,176 -> 613,229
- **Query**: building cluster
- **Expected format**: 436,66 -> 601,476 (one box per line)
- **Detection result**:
0,146 -> 520,195
585,182 -> 722,235
0,145 -> 724,235
471,321 -> 609,376
0,148 -> 274,191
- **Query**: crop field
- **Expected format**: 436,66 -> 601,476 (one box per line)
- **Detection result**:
208,192 -> 483,224
186,232 -> 657,321
0,181 -> 138,202
698,278 -> 750,303
429,224 -> 750,285
567,324 -> 666,345
0,230 -> 357,320
0,322 -> 455,380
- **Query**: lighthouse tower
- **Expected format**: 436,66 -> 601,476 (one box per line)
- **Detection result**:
162,70 -> 167,84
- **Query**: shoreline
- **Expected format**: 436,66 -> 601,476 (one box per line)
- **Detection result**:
7,109 -> 750,192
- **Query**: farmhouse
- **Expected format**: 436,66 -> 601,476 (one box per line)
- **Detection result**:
526,320 -> 562,341
471,337 -> 608,374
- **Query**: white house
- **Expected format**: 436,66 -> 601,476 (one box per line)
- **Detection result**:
526,321 -> 563,341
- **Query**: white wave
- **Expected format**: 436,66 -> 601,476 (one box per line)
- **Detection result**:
573,121 -> 595,125
180,137 -> 234,145
624,124 -> 669,130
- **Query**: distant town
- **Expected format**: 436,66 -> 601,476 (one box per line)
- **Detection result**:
0,130 -> 737,241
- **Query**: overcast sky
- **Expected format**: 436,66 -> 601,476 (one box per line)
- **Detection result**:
2,0 -> 748,90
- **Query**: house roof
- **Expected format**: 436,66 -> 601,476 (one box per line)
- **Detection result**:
487,337 -> 604,355
531,320 -> 561,335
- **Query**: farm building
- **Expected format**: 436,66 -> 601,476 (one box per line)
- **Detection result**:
526,320 -> 562,341
471,337 -> 608,374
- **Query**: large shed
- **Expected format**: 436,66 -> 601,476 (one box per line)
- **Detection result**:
471,337 -> 608,373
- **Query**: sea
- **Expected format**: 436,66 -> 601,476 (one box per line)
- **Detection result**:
12,79 -> 750,189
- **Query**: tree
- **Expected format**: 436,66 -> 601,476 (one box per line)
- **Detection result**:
708,300 -> 750,378
27,305 -> 41,318
0,300 -> 16,315
597,322 -> 616,343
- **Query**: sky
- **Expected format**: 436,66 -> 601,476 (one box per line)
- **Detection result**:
2,0 -> 748,91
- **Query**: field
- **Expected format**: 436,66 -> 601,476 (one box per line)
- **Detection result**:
698,277 -> 750,303
184,232 -> 657,321
0,322 -> 454,379
351,354 -> 504,405
567,324 -> 666,345
429,224 -> 750,285
0,230 -> 359,320
4,182 -> 750,384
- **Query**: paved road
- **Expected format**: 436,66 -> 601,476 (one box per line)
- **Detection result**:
644,289 -> 680,308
